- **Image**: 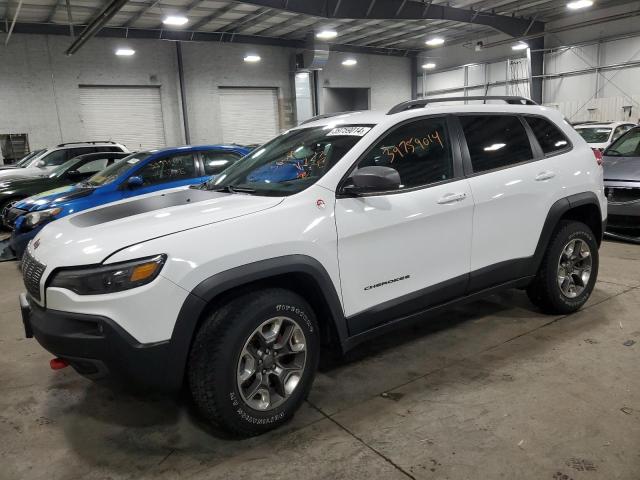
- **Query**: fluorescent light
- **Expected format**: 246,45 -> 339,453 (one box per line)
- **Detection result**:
244,54 -> 261,62
567,0 -> 593,9
342,58 -> 357,66
425,37 -> 445,46
484,143 -> 506,151
163,15 -> 188,26
512,42 -> 529,50
316,30 -> 337,40
422,62 -> 436,69
115,48 -> 135,56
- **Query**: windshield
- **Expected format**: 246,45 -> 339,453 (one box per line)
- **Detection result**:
84,152 -> 152,187
604,127 -> 640,157
207,125 -> 373,196
16,149 -> 45,167
576,127 -> 612,143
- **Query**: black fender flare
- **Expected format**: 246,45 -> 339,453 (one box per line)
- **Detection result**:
530,191 -> 603,276
162,255 -> 346,390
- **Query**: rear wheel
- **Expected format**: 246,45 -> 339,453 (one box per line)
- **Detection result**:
527,220 -> 598,314
188,288 -> 319,437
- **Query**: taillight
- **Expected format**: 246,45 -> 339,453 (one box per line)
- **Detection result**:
592,148 -> 603,166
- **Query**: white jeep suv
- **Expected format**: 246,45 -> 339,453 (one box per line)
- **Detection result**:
20,97 -> 606,437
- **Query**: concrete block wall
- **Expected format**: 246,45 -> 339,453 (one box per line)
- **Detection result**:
0,33 -> 412,156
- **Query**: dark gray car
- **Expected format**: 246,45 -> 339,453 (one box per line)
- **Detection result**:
602,126 -> 640,242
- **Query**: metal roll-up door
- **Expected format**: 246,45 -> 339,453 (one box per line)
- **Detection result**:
219,87 -> 279,144
79,86 -> 167,150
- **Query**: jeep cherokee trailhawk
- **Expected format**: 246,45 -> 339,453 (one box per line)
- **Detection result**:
20,96 -> 607,436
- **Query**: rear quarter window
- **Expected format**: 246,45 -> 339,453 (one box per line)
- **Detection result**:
525,116 -> 570,155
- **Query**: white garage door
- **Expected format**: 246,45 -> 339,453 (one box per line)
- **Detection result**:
219,87 -> 279,144
79,86 -> 166,151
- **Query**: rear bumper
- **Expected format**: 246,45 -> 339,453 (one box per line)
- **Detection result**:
20,292 -> 182,390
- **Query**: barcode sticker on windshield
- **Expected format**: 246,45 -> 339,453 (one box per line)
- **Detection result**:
327,126 -> 371,137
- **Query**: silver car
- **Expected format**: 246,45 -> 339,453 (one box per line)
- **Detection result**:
602,126 -> 640,242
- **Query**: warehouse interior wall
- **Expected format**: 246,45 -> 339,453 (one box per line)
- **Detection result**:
0,34 -> 413,155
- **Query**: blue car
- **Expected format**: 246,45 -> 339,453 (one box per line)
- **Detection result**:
6,144 -> 251,258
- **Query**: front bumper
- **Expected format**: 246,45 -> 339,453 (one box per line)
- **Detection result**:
10,227 -> 39,259
20,292 -> 181,390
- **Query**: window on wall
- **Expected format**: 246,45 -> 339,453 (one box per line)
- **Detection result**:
0,134 -> 30,164
525,116 -> 570,155
459,115 -> 533,173
354,117 -> 453,190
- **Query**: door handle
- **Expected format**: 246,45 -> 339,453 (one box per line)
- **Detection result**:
437,192 -> 467,204
535,171 -> 556,181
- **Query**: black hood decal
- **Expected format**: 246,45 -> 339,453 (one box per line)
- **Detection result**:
70,189 -> 216,227
50,188 -> 94,203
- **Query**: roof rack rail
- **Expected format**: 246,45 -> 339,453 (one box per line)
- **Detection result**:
387,96 -> 537,115
56,141 -> 117,147
299,111 -> 354,126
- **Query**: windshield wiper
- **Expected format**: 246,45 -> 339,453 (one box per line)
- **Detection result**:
210,184 -> 256,194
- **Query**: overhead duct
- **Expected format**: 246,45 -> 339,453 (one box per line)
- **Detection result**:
297,33 -> 330,70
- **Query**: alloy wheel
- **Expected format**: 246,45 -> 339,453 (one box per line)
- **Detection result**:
557,238 -> 592,298
236,316 -> 307,411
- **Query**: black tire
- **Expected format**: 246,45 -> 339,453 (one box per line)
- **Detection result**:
527,220 -> 599,314
188,288 -> 319,437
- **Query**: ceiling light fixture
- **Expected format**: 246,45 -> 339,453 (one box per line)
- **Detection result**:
115,48 -> 135,56
244,54 -> 261,62
567,0 -> 593,9
425,37 -> 445,46
422,62 -> 436,69
316,30 -> 337,40
163,15 -> 189,26
512,42 -> 529,50
342,58 -> 357,66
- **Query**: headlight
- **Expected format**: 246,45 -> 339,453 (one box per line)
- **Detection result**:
49,255 -> 166,295
23,208 -> 61,228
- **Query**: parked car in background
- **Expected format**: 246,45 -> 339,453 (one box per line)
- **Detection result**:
575,121 -> 636,151
0,141 -> 129,179
4,144 -> 251,258
602,126 -> 640,242
0,151 -> 130,227
0,149 -> 46,170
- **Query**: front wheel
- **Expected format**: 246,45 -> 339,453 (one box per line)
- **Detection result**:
188,288 -> 319,437
527,220 -> 599,314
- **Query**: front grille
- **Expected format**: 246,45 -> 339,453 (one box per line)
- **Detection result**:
2,206 -> 25,229
22,250 -> 46,302
605,187 -> 640,204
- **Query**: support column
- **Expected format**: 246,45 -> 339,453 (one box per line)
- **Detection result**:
410,56 -> 418,100
529,37 -> 544,103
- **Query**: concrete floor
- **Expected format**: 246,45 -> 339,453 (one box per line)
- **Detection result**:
1,241 -> 639,480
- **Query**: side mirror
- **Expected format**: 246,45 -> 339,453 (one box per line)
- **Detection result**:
127,176 -> 144,188
343,166 -> 401,195
66,170 -> 83,180
35,160 -> 46,168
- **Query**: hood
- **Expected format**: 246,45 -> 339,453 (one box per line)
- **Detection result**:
30,188 -> 284,266
16,185 -> 94,211
0,167 -> 49,180
587,142 -> 609,150
602,155 -> 640,181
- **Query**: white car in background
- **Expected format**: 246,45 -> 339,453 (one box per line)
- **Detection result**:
574,121 -> 636,151
0,141 -> 128,179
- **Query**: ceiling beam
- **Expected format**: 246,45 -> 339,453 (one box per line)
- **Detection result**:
233,0 -> 544,37
46,0 -> 59,23
65,0 -> 128,54
219,7 -> 282,34
123,0 -> 160,28
189,3 -> 238,31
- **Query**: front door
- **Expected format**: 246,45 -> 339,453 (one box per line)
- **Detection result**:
334,116 -> 474,335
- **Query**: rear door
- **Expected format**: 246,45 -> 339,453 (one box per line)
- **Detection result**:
459,114 -> 569,290
335,116 -> 474,335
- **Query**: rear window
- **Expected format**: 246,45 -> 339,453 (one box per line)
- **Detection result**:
576,127 -> 611,143
459,115 -> 533,173
525,116 -> 570,155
